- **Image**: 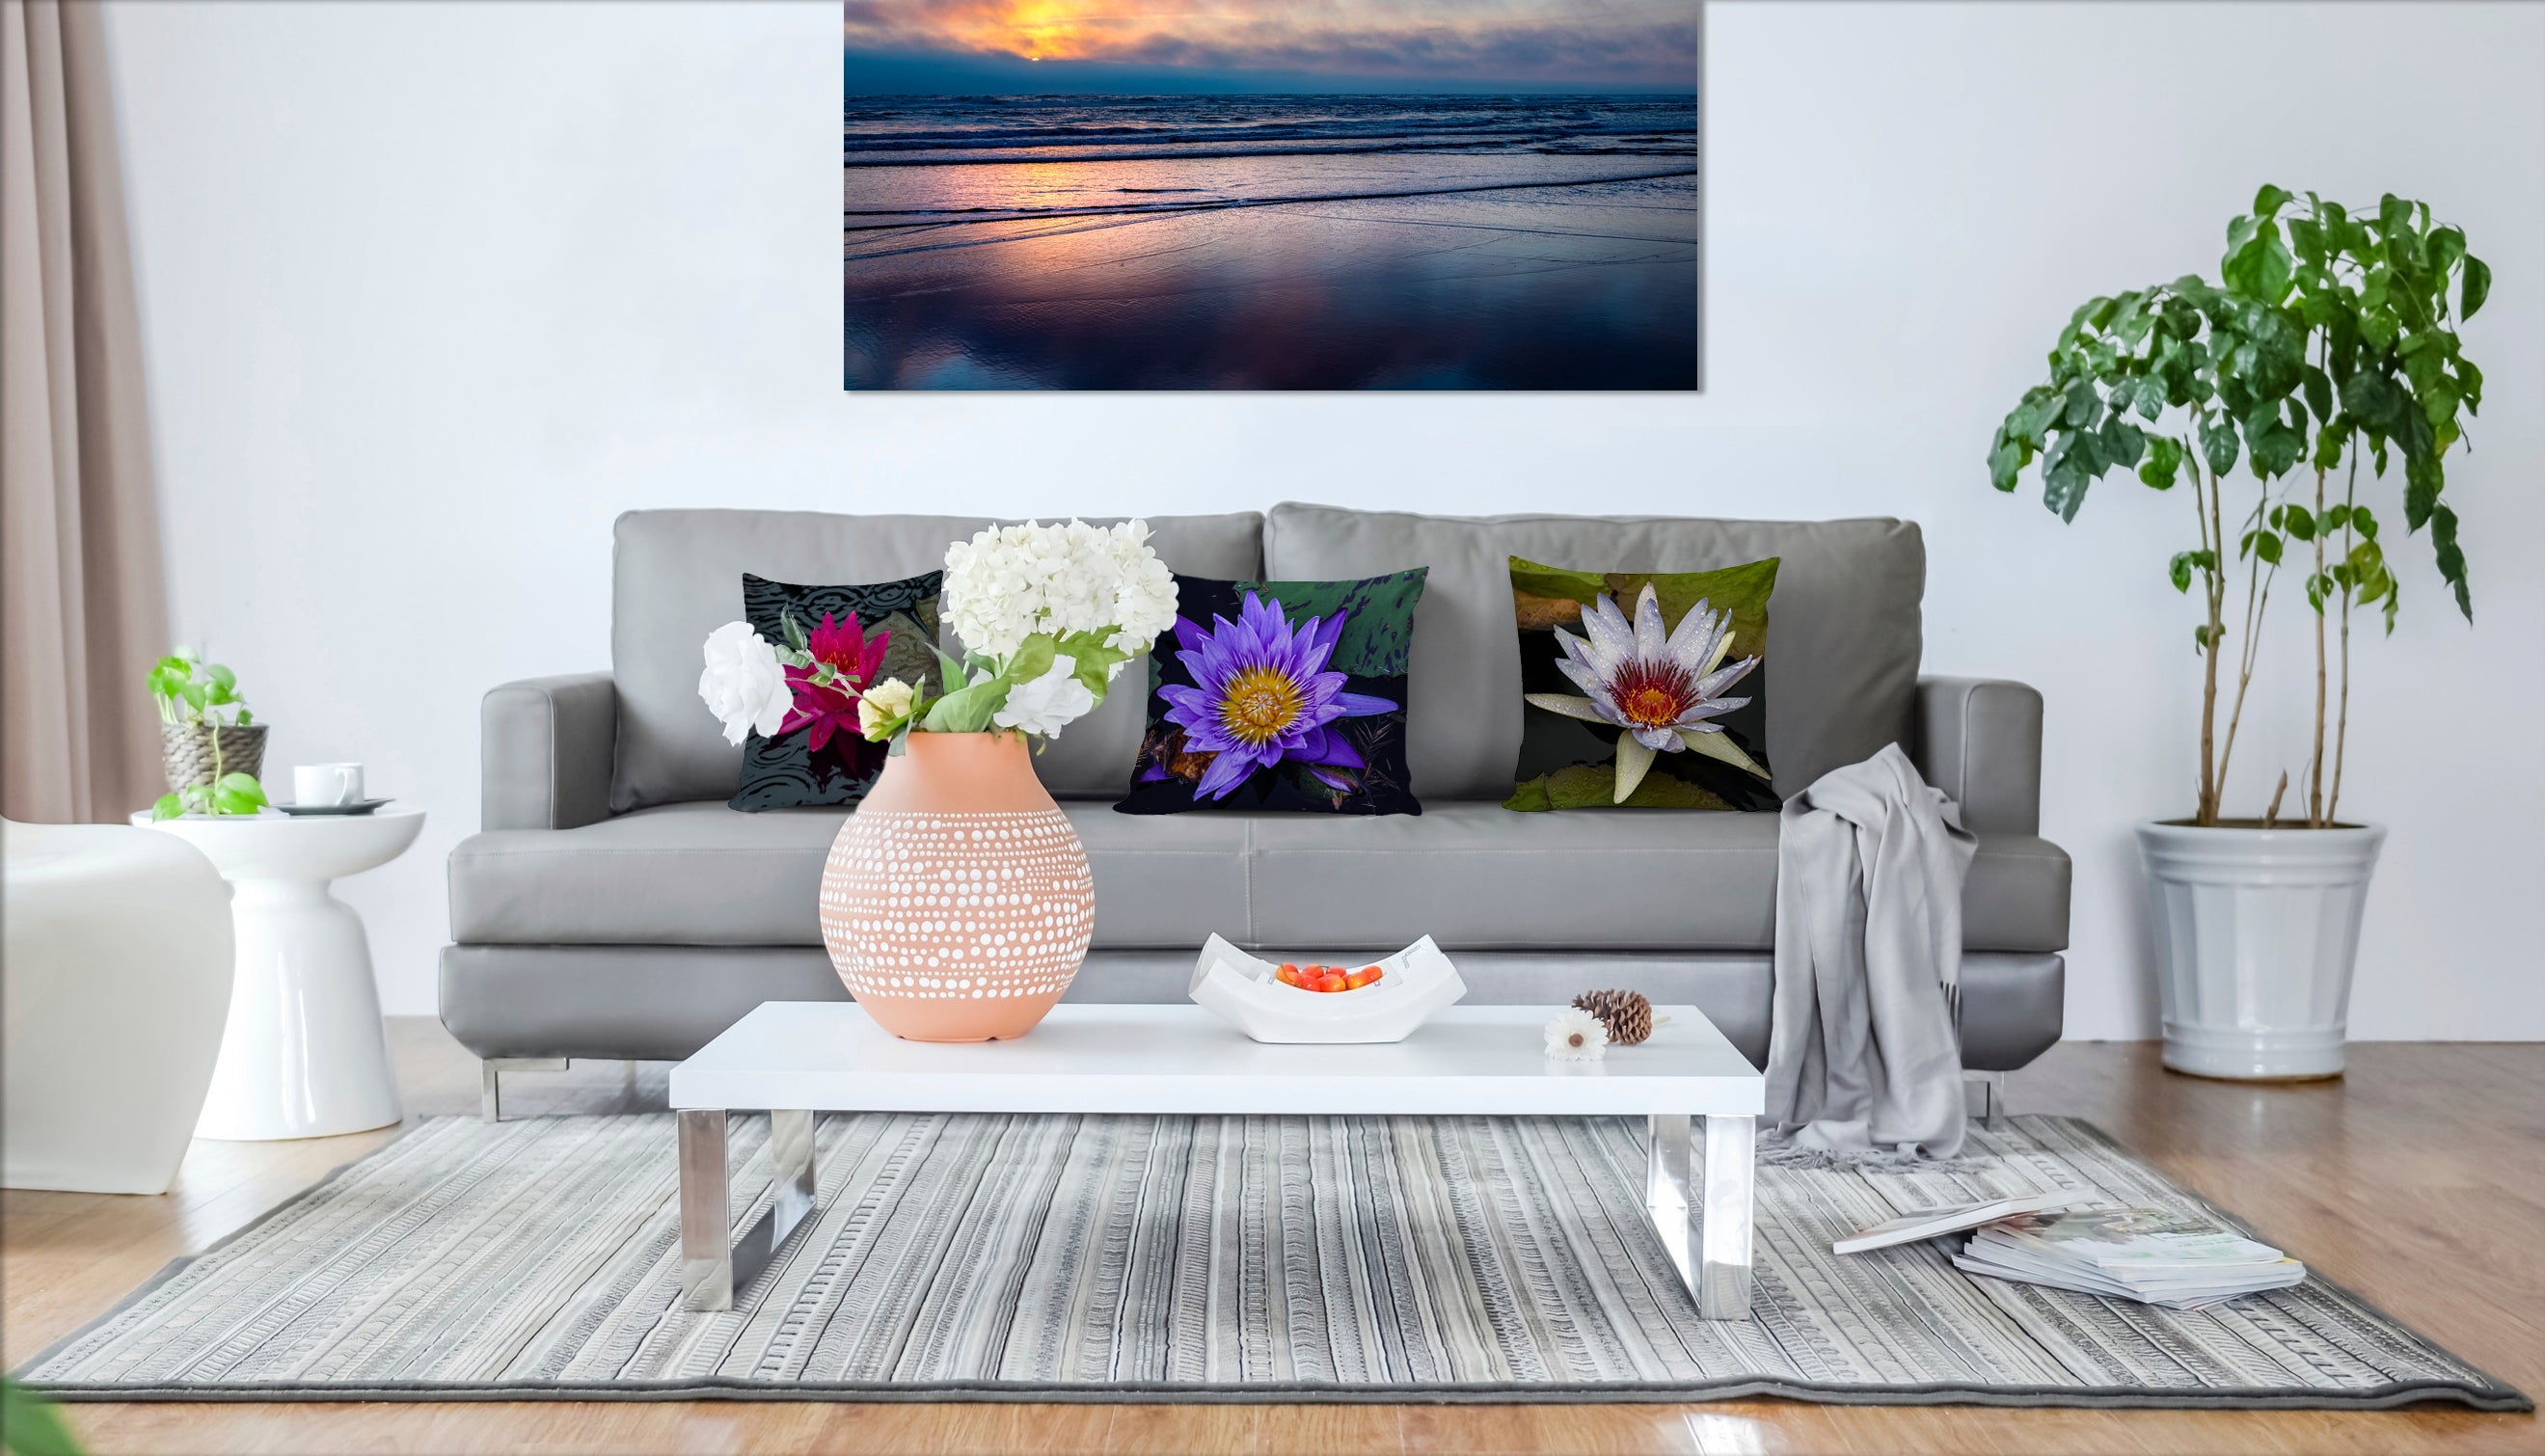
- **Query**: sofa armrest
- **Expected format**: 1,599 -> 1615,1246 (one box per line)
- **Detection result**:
1912,677 -> 2043,836
482,673 -> 617,831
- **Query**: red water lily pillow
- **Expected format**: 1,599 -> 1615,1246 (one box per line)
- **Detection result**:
728,571 -> 942,811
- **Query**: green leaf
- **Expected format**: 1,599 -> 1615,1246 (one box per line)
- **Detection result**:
1988,436 -> 2026,493
2098,418 -> 2145,469
2138,435 -> 2182,490
3,1376 -> 86,1456
2460,255 -> 2490,317
2199,413 -> 2240,476
2302,364 -> 2333,422
2341,369 -> 2403,432
2132,374 -> 2168,420
2252,183 -> 2292,218
779,611 -> 809,654
151,792 -> 183,822
2168,552 -> 2196,593
2431,503 -> 2471,621
2351,504 -> 2378,540
2062,380 -> 2102,429
211,772 -> 268,816
2282,507 -> 2316,543
2427,225 -> 2466,279
2251,530 -> 2283,565
920,680 -> 1004,734
1004,634 -> 1058,686
2192,623 -> 2216,655
2402,455 -> 2440,530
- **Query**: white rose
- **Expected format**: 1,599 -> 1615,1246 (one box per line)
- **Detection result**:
993,654 -> 1097,738
698,622 -> 791,746
857,677 -> 916,739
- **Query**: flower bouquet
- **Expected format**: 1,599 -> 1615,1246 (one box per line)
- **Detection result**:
696,520 -> 1178,753
700,521 -> 1178,1043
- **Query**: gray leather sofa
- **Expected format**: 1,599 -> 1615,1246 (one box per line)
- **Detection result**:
444,505 -> 2068,1097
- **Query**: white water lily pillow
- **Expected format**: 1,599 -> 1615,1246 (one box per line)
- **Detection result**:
1505,555 -> 1780,811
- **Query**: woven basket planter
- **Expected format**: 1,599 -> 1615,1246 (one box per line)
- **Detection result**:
160,721 -> 268,793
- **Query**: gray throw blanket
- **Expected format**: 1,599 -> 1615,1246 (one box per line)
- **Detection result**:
1764,742 -> 1976,1164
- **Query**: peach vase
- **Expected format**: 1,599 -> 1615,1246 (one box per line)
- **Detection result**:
819,731 -> 1094,1041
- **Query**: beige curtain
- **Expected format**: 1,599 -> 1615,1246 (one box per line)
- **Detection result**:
2,0 -> 167,823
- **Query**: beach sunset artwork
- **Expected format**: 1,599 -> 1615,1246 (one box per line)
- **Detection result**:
842,0 -> 1701,391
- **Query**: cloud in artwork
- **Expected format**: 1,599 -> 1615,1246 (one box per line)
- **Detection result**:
841,0 -> 1700,91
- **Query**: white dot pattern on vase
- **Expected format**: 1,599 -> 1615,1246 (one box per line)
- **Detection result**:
820,810 -> 1094,1004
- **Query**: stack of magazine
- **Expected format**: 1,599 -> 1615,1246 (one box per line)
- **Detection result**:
1952,1207 -> 2306,1308
1834,1199 -> 2306,1309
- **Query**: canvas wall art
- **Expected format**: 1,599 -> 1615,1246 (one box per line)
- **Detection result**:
842,1 -> 1701,391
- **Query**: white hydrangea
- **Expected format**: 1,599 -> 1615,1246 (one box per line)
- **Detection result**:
941,519 -> 1180,661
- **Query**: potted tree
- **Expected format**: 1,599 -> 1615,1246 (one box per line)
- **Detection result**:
1990,187 -> 2488,1079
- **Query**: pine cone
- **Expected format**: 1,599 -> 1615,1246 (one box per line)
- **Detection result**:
1572,989 -> 1653,1046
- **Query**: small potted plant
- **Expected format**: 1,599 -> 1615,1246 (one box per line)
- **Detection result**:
149,647 -> 270,820
1990,187 -> 2487,1079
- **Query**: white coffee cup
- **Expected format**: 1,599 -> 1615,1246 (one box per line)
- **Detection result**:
294,763 -> 365,807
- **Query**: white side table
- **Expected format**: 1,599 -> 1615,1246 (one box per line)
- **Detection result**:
133,805 -> 423,1140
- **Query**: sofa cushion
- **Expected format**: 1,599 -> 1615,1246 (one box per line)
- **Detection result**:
1242,803 -> 2066,954
1118,570 -> 1425,817
1505,554 -> 1780,811
450,800 -> 1256,950
1263,505 -> 1923,801
451,800 -> 2065,955
610,511 -> 1264,811
728,570 -> 941,811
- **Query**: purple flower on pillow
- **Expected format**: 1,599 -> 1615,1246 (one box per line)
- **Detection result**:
1151,592 -> 1397,800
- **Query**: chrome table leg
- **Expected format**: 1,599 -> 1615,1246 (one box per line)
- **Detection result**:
679,1109 -> 819,1313
678,1109 -> 733,1310
1645,1112 -> 1695,1291
1696,1114 -> 1756,1319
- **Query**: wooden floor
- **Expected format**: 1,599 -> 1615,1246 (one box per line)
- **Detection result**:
5,1021 -> 2537,1455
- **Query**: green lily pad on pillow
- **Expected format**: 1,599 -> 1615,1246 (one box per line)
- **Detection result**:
1504,764 -> 1736,812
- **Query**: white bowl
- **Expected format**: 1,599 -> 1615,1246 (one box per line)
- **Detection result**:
1187,933 -> 1468,1044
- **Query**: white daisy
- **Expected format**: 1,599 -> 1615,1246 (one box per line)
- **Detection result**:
1543,1007 -> 1610,1063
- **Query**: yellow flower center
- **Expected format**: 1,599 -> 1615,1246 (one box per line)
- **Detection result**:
1609,660 -> 1696,729
1217,665 -> 1304,745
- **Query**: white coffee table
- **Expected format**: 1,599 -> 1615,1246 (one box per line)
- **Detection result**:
133,805 -> 421,1140
669,1001 -> 1767,1319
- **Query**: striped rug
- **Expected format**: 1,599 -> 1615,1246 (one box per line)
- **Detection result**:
19,1114 -> 2523,1408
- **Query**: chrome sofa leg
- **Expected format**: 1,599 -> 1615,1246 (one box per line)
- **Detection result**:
480,1058 -> 570,1121
1963,1070 -> 2007,1125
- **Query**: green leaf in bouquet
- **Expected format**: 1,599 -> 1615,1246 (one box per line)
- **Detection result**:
921,679 -> 1004,734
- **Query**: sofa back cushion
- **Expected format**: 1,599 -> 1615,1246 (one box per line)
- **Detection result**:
1263,504 -> 1922,800
611,510 -> 1263,811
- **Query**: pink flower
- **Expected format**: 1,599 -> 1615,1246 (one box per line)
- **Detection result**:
777,613 -> 890,753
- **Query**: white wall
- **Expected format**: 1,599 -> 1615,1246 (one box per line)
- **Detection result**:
99,2 -> 2545,1038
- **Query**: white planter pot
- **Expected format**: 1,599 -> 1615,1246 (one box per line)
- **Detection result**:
2134,821 -> 2385,1080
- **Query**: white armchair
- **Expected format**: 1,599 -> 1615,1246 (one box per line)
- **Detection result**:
4,820 -> 234,1194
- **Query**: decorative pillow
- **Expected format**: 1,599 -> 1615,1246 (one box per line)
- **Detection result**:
729,571 -> 942,811
1504,555 -> 1780,812
1118,570 -> 1426,816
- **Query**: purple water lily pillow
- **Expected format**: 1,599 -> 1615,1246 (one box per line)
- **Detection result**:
729,571 -> 942,811
1117,570 -> 1426,816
